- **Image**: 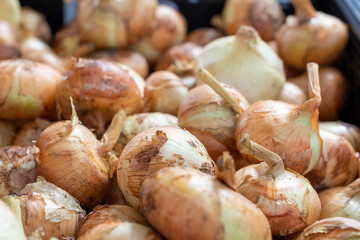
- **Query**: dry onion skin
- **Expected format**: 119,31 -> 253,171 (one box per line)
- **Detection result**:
295,217 -> 360,240
289,67 -> 346,121
20,7 -> 52,43
276,0 -> 348,70
186,28 -> 224,47
144,71 -> 188,115
0,120 -> 15,147
117,126 -> 216,210
77,0 -> 157,48
219,0 -> 284,41
235,137 -> 320,236
0,20 -> 19,60
277,82 -> 307,106
195,26 -> 285,104
0,0 -> 21,27
140,167 -> 272,240
0,59 -> 61,120
56,58 -> 145,135
235,63 -> 322,175
0,200 -> 26,240
305,130 -> 358,191
2,181 -> 85,240
132,5 -> 187,65
87,50 -> 149,78
12,118 -> 51,146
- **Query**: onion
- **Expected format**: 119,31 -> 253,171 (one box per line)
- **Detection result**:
140,167 -> 272,239
20,7 -> 52,43
277,82 -> 307,106
132,5 -> 187,64
195,26 -> 285,103
56,58 -> 144,135
295,217 -> 360,240
276,0 -> 348,70
0,120 -> 15,147
186,28 -> 224,47
117,126 -> 216,210
218,0 -> 284,41
13,118 -> 51,146
0,0 -> 21,27
2,180 -> 85,239
0,20 -> 19,60
144,71 -> 188,115
0,200 -> 26,239
305,130 -> 358,191
0,59 -> 61,120
289,67 -> 346,121
35,103 -> 126,210
87,50 -> 149,78
77,0 -> 157,48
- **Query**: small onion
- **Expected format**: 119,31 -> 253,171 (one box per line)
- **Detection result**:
0,59 -> 61,120
0,0 -> 21,27
117,126 -> 216,210
305,130 -> 358,191
0,120 -> 15,147
20,7 -> 52,43
186,28 -> 224,47
140,167 -> 272,240
132,5 -> 187,64
77,0 -> 157,48
0,20 -> 19,60
0,200 -> 26,240
13,118 -> 51,146
277,82 -> 307,106
144,71 -> 188,115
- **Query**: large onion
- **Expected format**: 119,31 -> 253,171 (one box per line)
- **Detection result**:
0,200 -> 26,240
0,20 -> 19,60
20,7 -> 51,43
186,28 -> 224,47
277,82 -> 307,106
0,0 -> 21,27
0,120 -> 15,147
13,118 -> 51,146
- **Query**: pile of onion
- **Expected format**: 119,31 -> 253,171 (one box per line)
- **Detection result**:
0,200 -> 26,239
20,7 -> 52,43
0,120 -> 14,147
0,20 -> 19,60
13,118 -> 51,146
186,28 -> 224,47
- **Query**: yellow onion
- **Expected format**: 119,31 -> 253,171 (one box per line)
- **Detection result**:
186,28 -> 224,47
104,177 -> 127,205
0,0 -> 21,27
196,26 -> 285,103
235,137 -> 320,236
295,217 -> 360,240
56,58 -> 144,135
235,63 -> 322,174
20,7 -> 51,43
0,200 -> 26,239
77,0 -> 157,48
277,82 -> 307,106
0,146 -> 38,198
117,126 -> 216,210
132,5 -> 187,64
13,118 -> 51,146
218,0 -> 284,41
2,180 -> 85,239
87,50 -> 149,78
0,59 -> 61,120
0,20 -> 19,60
318,179 -> 360,220
140,167 -> 272,239
276,0 -> 348,70
144,71 -> 188,115
0,120 -> 15,147
289,67 -> 346,121
36,103 -> 126,210
305,130 -> 358,191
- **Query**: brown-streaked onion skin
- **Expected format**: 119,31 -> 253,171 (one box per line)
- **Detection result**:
0,20 -> 19,60
20,7 -> 52,43
289,67 -> 346,121
277,82 -> 307,106
305,130 -> 358,191
0,120 -> 15,147
132,5 -> 187,65
187,28 -> 224,47
140,167 -> 272,240
117,126 -> 216,210
77,0 -> 157,48
0,146 -> 38,198
87,50 -> 149,78
0,59 -> 61,120
12,118 -> 51,146
276,0 -> 348,70
295,217 -> 360,240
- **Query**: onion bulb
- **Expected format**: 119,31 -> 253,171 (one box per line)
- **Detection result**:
235,136 -> 320,236
140,167 -> 272,240
0,146 -> 38,198
132,5 -> 187,64
144,71 -> 188,115
0,0 -> 21,27
117,126 -> 216,210
305,130 -> 358,191
13,118 -> 51,146
0,200 -> 26,240
36,103 -> 126,210
0,120 -> 15,147
186,28 -> 224,47
0,20 -> 19,60
276,0 -> 348,70
0,59 -> 61,120
277,82 -> 307,106
20,7 -> 52,43
295,217 -> 360,240
56,58 -> 145,135
196,26 -> 285,103
77,0 -> 157,48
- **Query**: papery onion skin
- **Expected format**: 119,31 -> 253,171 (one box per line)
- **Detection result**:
295,217 -> 360,240
0,120 -> 15,147
305,130 -> 358,191
0,59 -> 61,120
0,0 -> 21,27
0,20 -> 19,60
13,118 -> 51,146
187,28 -> 224,47
277,82 -> 307,106
0,200 -> 26,240
77,0 -> 157,48
117,126 -> 216,210
20,7 -> 52,43
140,167 -> 272,240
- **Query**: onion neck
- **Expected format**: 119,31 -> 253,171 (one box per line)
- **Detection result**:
342,178 -> 360,198
66,97 -> 79,136
292,0 -> 317,21
235,26 -> 259,45
216,151 -> 236,189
